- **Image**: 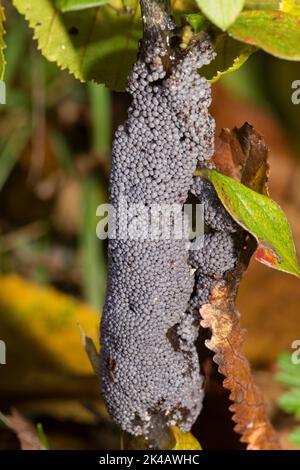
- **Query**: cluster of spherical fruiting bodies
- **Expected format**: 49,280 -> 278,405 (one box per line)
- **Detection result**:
100,36 -> 240,439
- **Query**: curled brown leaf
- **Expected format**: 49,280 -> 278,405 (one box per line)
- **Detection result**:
212,122 -> 269,194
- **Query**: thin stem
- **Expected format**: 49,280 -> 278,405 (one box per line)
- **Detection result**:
139,0 -> 174,60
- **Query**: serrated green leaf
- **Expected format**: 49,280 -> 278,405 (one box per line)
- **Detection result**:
280,0 -> 300,15
13,0 -> 192,90
196,0 -> 245,30
0,5 -> 6,80
199,33 -> 256,82
54,0 -> 108,12
278,389 -> 300,418
196,169 -> 300,277
13,0 -> 142,91
229,10 -> 300,60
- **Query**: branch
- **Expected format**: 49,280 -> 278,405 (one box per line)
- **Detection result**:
139,0 -> 175,66
140,0 -> 172,40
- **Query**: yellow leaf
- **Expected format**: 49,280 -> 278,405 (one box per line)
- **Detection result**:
280,0 -> 300,15
170,426 -> 202,450
122,426 -> 202,450
0,274 -> 99,376
0,5 -> 6,80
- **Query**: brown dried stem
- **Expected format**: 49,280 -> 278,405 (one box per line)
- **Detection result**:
140,0 -> 173,45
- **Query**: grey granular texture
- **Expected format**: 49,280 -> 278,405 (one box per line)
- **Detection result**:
189,232 -> 239,277
100,39 -> 215,437
192,177 -> 240,234
186,178 -> 241,332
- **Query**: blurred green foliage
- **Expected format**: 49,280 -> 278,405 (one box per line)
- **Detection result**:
277,352 -> 300,446
0,5 -> 110,311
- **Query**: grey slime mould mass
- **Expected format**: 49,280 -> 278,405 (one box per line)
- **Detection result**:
100,36 -> 240,438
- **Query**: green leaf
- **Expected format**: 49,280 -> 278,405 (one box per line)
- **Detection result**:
4,13 -> 27,85
244,0 -> 280,9
196,169 -> 300,277
229,10 -> 300,60
290,427 -> 300,445
199,33 -> 256,82
55,0 -> 108,11
280,0 -> 300,15
277,353 -> 300,388
185,15 -> 256,82
277,352 -> 300,447
88,82 -> 111,153
0,128 -> 30,191
196,0 -> 245,30
36,423 -> 50,450
0,5 -> 6,80
12,0 -> 142,91
80,176 -> 107,311
185,13 -> 209,33
278,388 -> 300,418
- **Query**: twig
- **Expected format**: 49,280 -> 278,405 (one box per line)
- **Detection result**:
139,0 -> 174,68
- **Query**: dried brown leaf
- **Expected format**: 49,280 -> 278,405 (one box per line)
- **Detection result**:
212,122 -> 269,194
200,284 -> 281,450
201,123 -> 282,450
78,323 -> 100,377
212,128 -> 245,180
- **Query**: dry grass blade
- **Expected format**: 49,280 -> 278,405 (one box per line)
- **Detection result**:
0,409 -> 45,450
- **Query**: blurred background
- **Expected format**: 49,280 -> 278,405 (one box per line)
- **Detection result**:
0,2 -> 300,450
